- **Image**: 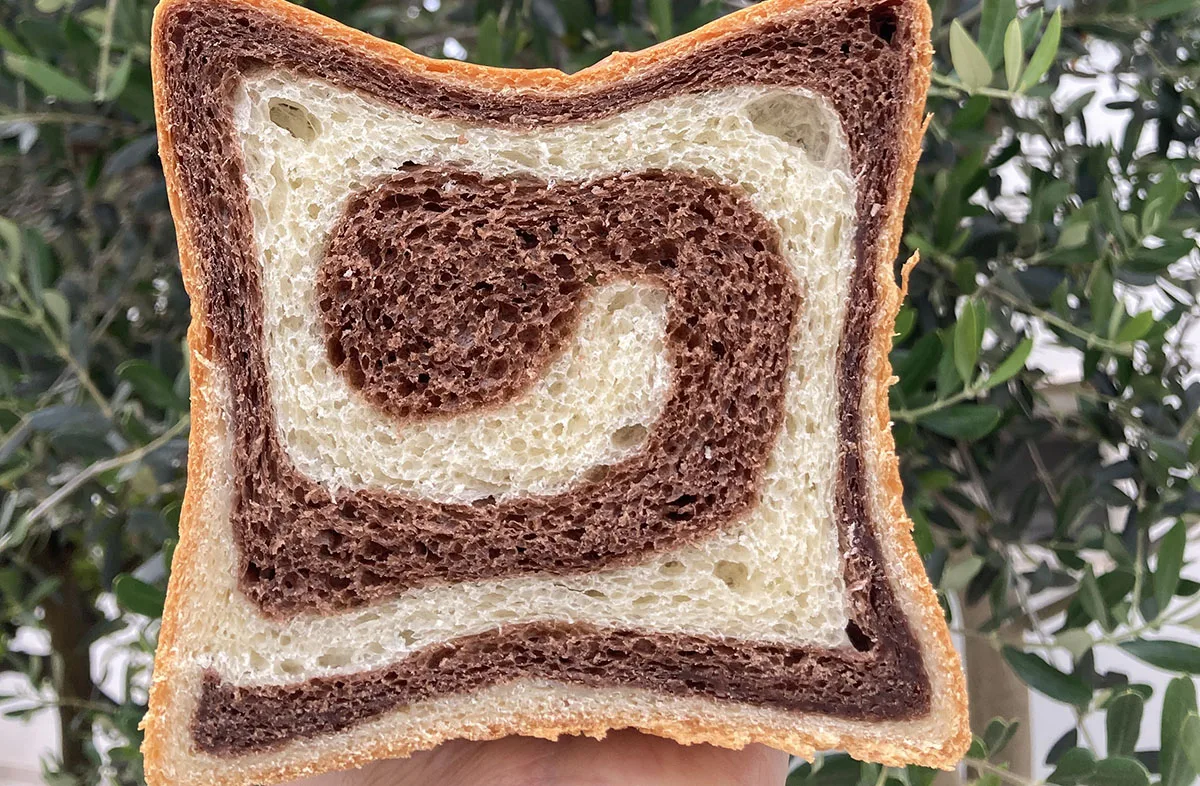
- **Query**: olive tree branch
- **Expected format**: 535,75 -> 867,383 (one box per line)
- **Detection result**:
15,415 -> 189,530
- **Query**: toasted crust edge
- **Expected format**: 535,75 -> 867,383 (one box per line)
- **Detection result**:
141,0 -> 969,782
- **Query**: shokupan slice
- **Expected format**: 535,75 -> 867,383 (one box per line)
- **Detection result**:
143,0 -> 969,782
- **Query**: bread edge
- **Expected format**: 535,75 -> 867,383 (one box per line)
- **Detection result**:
140,0 -> 970,782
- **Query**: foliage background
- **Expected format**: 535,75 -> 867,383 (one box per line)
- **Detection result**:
0,0 -> 1198,783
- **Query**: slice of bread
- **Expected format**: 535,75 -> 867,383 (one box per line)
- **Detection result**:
143,0 -> 969,782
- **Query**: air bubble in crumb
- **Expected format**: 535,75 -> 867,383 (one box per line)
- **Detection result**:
744,93 -> 842,169
714,560 -> 751,589
611,423 -> 648,448
268,98 -> 321,142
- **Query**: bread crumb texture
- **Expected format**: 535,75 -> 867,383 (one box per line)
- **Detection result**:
195,80 -> 857,684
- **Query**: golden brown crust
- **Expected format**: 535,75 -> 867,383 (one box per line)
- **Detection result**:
143,0 -> 968,781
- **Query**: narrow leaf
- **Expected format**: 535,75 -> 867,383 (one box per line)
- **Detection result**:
941,554 -> 984,593
1002,647 -> 1092,706
1048,747 -> 1096,785
894,306 -> 916,345
1162,677 -> 1198,786
1019,9 -> 1061,90
1181,714 -> 1200,774
977,0 -> 1018,65
112,574 -> 165,618
3,52 -> 93,103
1055,629 -> 1094,660
117,360 -> 188,411
1003,18 -> 1023,89
1154,521 -> 1187,614
1121,640 -> 1200,674
949,20 -> 994,91
982,718 -> 1020,757
1135,0 -> 1198,20
1090,757 -> 1150,786
101,135 -> 159,178
1080,567 -> 1112,631
898,333 -> 942,395
1141,196 -> 1166,236
41,289 -> 69,333
953,299 -> 982,384
920,404 -> 1002,440
981,337 -> 1032,388
1058,221 -> 1090,248
473,13 -> 502,66
1105,691 -> 1144,757
0,25 -> 31,56
648,0 -> 672,40
102,53 -> 132,102
0,216 -> 22,282
1115,311 -> 1156,343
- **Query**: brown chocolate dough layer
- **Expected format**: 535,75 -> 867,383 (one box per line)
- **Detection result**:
156,0 -> 931,751
195,621 -> 926,755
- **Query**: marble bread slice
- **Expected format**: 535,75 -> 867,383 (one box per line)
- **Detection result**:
143,0 -> 969,782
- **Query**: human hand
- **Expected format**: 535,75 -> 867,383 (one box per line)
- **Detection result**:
286,730 -> 789,786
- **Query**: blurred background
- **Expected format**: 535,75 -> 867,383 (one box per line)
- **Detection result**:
0,0 -> 1198,783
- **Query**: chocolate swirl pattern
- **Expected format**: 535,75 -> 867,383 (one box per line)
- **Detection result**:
235,166 -> 797,614
144,0 -> 963,771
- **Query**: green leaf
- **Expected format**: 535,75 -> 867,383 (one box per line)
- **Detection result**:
1019,9 -> 1061,90
1003,18 -> 1023,89
1182,714 -> 1200,774
894,306 -> 916,345
1141,196 -> 1166,236
163,538 -> 177,573
1002,647 -> 1092,706
941,554 -> 984,593
1080,566 -> 1112,631
1048,747 -> 1096,785
112,574 -> 165,618
1105,691 -> 1144,757
1114,311 -> 1155,343
0,216 -> 22,283
1090,757 -> 1150,786
982,718 -> 1020,757
1162,677 -> 1198,786
101,53 -> 131,102
1120,639 -> 1200,673
953,300 -> 983,384
981,337 -> 1032,389
117,360 -> 188,411
1058,220 -> 1090,249
897,333 -> 942,395
3,52 -> 93,102
1154,521 -> 1187,614
101,133 -> 158,177
648,0 -> 671,40
904,765 -> 938,786
1018,8 -> 1044,51
977,0 -> 1017,67
787,753 -> 862,786
1055,629 -> 1094,660
473,13 -> 502,66
949,20 -> 993,91
920,404 -> 1002,440
0,25 -> 31,56
41,289 -> 69,334
1134,0 -> 1198,20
